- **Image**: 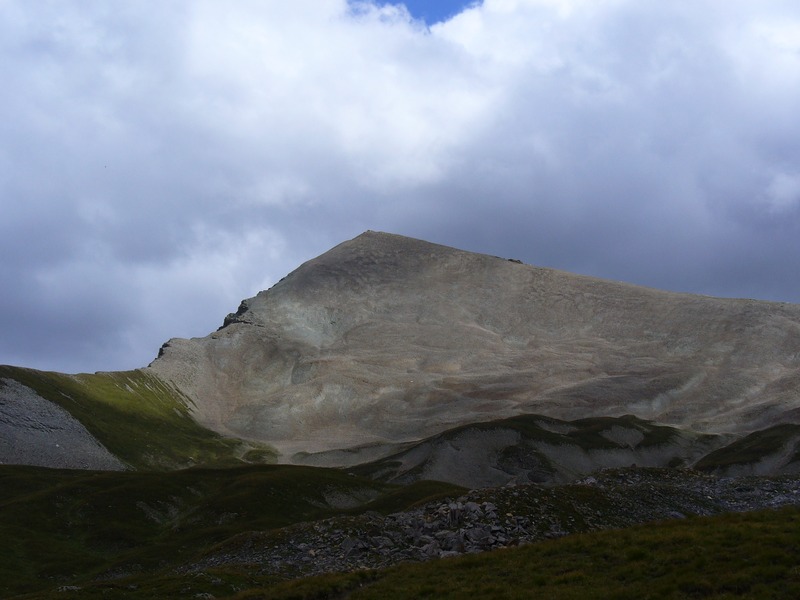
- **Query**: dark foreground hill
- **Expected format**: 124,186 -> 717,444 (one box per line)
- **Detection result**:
3,464 -> 800,599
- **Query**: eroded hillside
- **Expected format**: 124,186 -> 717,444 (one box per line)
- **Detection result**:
147,231 -> 800,463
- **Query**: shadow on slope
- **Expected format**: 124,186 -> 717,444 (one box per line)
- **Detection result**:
0,463 -> 462,598
344,414 -> 724,487
13,467 -> 800,599
695,423 -> 800,476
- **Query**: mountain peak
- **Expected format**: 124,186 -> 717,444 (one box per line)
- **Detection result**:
148,232 -> 800,463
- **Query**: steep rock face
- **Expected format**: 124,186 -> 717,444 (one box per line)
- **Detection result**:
147,231 -> 800,462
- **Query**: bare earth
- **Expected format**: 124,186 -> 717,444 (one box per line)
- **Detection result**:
147,231 -> 800,464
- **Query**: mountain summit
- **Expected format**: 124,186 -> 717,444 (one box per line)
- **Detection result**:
147,231 -> 800,463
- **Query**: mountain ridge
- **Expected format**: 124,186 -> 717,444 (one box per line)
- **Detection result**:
146,231 -> 800,463
3,230 -> 800,476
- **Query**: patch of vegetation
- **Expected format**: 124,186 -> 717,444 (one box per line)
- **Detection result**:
0,464 -> 459,598
0,365 -> 277,469
695,424 -> 800,470
244,506 -> 800,600
353,479 -> 465,513
569,414 -> 681,448
29,506 -> 800,599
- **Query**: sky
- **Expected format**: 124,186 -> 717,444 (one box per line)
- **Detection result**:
1,0 -> 800,374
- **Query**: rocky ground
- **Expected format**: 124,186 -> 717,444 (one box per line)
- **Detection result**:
0,378 -> 125,470
184,468 -> 800,581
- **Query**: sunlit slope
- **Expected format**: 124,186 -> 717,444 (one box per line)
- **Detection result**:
0,366 -> 276,470
148,231 -> 800,461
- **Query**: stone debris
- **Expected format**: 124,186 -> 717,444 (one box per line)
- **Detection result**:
0,378 -> 126,471
183,468 -> 800,581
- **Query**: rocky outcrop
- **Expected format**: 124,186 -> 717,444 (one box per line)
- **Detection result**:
147,231 -> 800,464
187,468 -> 800,580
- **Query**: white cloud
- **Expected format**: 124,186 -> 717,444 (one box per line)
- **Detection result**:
724,17 -> 800,87
1,0 -> 800,371
763,172 -> 800,214
181,0 -> 500,190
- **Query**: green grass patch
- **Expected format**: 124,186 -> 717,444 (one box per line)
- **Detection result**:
244,506 -> 800,600
0,365 -> 277,469
695,424 -> 800,470
0,464 -> 460,598
7,467 -> 800,599
353,479 -> 465,513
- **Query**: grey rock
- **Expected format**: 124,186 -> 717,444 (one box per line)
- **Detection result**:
0,378 -> 126,470
181,468 -> 800,583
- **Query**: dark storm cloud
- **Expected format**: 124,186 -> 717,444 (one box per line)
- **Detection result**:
1,0 -> 799,372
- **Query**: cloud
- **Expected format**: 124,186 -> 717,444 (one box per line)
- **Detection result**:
763,172 -> 800,214
1,0 -> 799,372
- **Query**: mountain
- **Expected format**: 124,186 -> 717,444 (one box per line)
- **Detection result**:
3,231 -> 800,480
5,231 -> 800,597
147,231 -> 800,465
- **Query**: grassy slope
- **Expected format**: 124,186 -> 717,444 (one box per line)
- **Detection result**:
0,365 -> 276,469
16,504 -> 800,599
0,464 -> 462,598
695,423 -> 800,471
331,506 -> 800,600
4,365 -> 800,599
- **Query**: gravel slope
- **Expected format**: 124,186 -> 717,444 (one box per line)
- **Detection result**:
0,378 -> 125,470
